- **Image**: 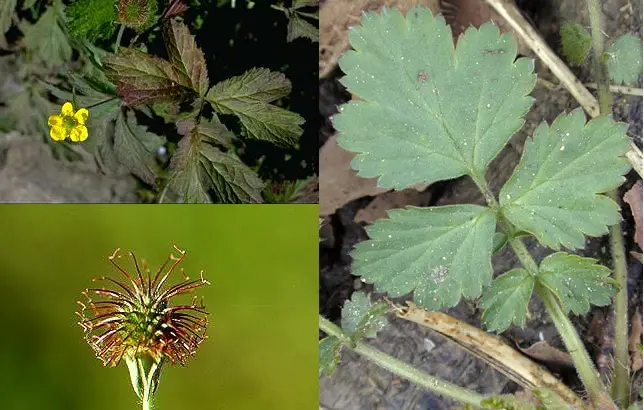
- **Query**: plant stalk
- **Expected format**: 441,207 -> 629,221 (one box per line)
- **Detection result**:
474,177 -> 616,408
319,316 -> 485,407
587,0 -> 631,405
115,25 -> 125,53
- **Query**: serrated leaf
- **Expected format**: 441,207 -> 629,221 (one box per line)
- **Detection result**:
0,0 -> 17,48
333,7 -> 535,190
114,110 -> 164,185
537,252 -> 616,315
319,336 -> 342,376
533,388 -> 574,410
606,33 -> 643,85
105,48 -> 194,105
352,205 -> 496,310
22,2 -> 72,69
207,67 -> 292,104
165,123 -> 263,203
499,109 -> 631,250
287,13 -> 319,42
560,22 -> 591,65
163,20 -> 209,95
206,68 -> 304,147
480,268 -> 534,332
66,0 -> 117,42
340,292 -> 388,340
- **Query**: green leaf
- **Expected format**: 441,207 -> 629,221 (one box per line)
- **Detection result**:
164,122 -> 264,203
560,22 -> 591,65
606,33 -> 643,85
499,109 -> 631,250
532,388 -> 574,410
480,268 -> 534,332
104,48 -> 194,105
114,110 -> 164,185
287,12 -> 319,42
319,336 -> 342,376
22,2 -> 72,69
537,252 -> 616,315
351,205 -> 496,310
340,292 -> 388,340
163,20 -> 209,96
66,0 -> 117,42
206,68 -> 304,147
333,7 -> 535,190
492,232 -> 508,254
0,0 -> 16,48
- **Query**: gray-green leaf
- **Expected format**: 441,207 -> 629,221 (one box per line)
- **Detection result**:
352,205 -> 497,310
480,268 -> 534,332
533,388 -> 575,410
500,109 -> 631,250
537,252 -> 616,315
334,7 -> 535,190
606,33 -> 643,85
0,0 -> 17,48
341,292 -> 388,340
319,336 -> 342,376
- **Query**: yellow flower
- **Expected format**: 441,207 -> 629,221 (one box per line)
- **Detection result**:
48,102 -> 89,142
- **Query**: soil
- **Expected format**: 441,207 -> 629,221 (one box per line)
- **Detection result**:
319,0 -> 643,408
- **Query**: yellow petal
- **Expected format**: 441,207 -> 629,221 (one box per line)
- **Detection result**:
74,108 -> 89,125
48,115 -> 62,127
49,126 -> 67,141
61,102 -> 74,116
70,125 -> 88,142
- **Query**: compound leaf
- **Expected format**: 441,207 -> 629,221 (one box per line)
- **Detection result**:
319,336 -> 342,376
537,252 -> 616,315
606,33 -> 643,85
104,48 -> 193,105
500,109 -> 631,250
163,20 -> 209,96
340,292 -> 388,340
560,22 -> 591,65
114,109 -> 165,185
22,1 -> 72,69
352,205 -> 497,310
164,121 -> 263,203
334,7 -> 535,190
480,268 -> 534,332
206,68 -> 304,147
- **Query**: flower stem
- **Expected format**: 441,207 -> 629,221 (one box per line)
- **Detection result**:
319,316 -> 486,407
586,0 -> 631,406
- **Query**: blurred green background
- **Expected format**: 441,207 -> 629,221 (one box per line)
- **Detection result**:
0,205 -> 318,410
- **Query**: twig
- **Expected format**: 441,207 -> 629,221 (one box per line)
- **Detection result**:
393,303 -> 587,408
484,0 -> 643,178
585,83 -> 644,96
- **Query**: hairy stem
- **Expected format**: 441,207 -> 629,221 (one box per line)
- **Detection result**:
474,177 -> 616,408
587,0 -> 631,405
319,316 -> 485,407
